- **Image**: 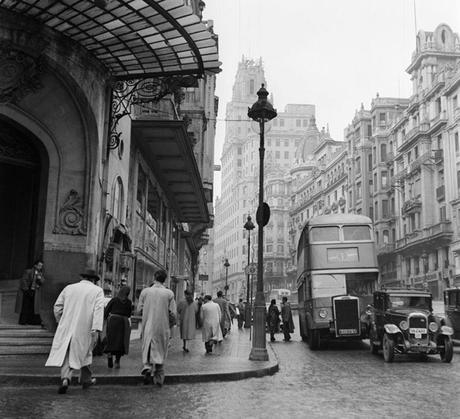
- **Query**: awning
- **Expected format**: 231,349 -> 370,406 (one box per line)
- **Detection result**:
132,119 -> 209,223
1,0 -> 221,80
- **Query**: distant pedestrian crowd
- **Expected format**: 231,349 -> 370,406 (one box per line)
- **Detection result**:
43,267 -> 294,394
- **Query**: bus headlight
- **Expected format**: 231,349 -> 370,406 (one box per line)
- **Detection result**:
318,308 -> 328,319
399,320 -> 409,331
429,322 -> 438,333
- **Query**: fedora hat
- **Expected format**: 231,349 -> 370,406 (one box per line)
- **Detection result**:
80,269 -> 100,281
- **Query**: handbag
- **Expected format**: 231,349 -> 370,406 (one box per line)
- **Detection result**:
168,310 -> 177,328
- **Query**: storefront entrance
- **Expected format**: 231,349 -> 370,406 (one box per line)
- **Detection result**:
0,119 -> 47,323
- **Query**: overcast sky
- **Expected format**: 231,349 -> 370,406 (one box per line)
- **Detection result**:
203,0 -> 460,199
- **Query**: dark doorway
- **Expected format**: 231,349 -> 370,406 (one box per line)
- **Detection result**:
0,120 -> 45,281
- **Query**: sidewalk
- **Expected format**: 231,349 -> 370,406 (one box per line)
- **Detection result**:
0,327 -> 279,386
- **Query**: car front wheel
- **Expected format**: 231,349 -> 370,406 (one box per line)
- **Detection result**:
440,337 -> 453,363
382,333 -> 395,363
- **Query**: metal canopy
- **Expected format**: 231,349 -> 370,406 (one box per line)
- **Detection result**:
0,0 -> 221,80
132,119 -> 209,224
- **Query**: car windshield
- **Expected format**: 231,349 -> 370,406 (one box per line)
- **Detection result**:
388,295 -> 431,310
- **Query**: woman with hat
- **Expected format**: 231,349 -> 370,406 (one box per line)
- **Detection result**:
104,286 -> 133,368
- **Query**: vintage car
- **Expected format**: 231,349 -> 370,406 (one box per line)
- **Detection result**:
366,289 -> 454,363
444,287 -> 460,344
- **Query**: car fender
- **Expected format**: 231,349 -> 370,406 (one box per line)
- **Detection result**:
383,324 -> 401,335
440,325 -> 454,336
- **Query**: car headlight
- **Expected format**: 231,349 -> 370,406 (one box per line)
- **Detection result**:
318,308 -> 328,319
399,320 -> 409,331
429,322 -> 438,333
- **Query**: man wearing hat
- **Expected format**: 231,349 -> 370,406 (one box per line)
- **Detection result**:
45,268 -> 104,394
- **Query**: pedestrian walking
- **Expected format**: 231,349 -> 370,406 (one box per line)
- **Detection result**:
104,286 -> 132,369
200,295 -> 222,353
195,295 -> 204,329
15,260 -> 45,326
138,270 -> 176,387
45,269 -> 104,394
177,290 -> 198,352
237,299 -> 245,329
281,296 -> 295,342
267,299 -> 281,342
213,291 -> 231,337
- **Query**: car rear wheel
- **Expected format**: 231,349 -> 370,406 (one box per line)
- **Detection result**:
382,333 -> 395,363
440,337 -> 453,363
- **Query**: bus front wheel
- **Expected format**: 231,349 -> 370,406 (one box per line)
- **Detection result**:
308,327 -> 320,350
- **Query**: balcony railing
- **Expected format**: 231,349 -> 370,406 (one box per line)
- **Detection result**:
395,222 -> 453,249
409,151 -> 431,173
428,110 -> 448,134
378,243 -> 395,254
402,197 -> 422,214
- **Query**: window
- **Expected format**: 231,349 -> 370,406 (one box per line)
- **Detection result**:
381,171 -> 388,188
276,139 -> 280,147
453,95 -> 458,109
303,119 -> 308,127
356,157 -> 361,174
284,151 -> 289,159
237,159 -> 242,167
455,132 -> 459,153
275,151 -> 280,159
383,230 -> 389,244
280,119 -> 284,127
250,79 -> 255,95
343,226 -> 371,240
296,119 -> 301,127
357,182 -> 362,199
266,244 -> 273,252
440,206 -> 447,221
368,153 -> 373,171
111,177 -> 124,222
238,147 -> 242,155
380,144 -> 387,162
284,140 -> 289,147
382,200 -> 389,218
310,226 -> 340,242
374,201 -> 378,219
379,112 -> 386,125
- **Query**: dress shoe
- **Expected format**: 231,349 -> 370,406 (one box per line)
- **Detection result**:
142,370 -> 152,385
82,378 -> 96,389
114,360 -> 120,369
108,357 -> 113,368
58,378 -> 69,394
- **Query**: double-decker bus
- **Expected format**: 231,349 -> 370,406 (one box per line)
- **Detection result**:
296,214 -> 379,349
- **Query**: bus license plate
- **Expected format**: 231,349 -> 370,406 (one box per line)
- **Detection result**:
339,329 -> 357,335
409,328 -> 426,339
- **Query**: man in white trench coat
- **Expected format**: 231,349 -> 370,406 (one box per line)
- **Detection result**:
45,269 -> 104,394
138,269 -> 176,387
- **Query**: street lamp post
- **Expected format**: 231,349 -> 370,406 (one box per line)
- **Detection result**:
247,84 -> 277,361
224,258 -> 230,297
243,215 -> 255,328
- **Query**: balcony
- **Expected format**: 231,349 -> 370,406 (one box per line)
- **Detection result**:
393,168 -> 407,182
409,151 -> 431,173
385,152 -> 394,166
395,221 -> 453,253
436,185 -> 445,201
428,111 -> 448,134
433,149 -> 444,163
378,243 -> 395,254
399,122 -> 430,152
402,197 -> 422,214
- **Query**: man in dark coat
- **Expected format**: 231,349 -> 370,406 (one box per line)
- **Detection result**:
15,260 -> 44,325
281,296 -> 294,342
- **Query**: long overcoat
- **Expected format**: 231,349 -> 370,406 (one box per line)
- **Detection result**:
177,299 -> 198,340
138,283 -> 176,365
15,268 -> 44,315
45,280 -> 104,369
200,300 -> 223,342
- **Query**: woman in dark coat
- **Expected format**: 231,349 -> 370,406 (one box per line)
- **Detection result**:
104,286 -> 132,368
266,299 -> 281,342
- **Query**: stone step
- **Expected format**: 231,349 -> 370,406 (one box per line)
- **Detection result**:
0,330 -> 54,338
0,337 -> 53,346
0,345 -> 51,355
0,324 -> 43,330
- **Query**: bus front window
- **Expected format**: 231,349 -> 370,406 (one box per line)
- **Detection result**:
311,274 -> 346,298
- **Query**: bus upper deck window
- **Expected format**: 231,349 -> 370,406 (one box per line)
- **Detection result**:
310,226 -> 340,242
343,225 -> 371,241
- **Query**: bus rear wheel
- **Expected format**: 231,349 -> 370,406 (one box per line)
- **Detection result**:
307,327 -> 320,350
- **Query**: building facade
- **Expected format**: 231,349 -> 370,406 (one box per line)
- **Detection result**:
213,58 -> 316,302
0,1 -> 220,328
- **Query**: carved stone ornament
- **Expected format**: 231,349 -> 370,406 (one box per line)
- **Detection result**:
0,46 -> 43,104
53,189 -> 87,235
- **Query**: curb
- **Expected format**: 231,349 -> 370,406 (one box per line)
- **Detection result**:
0,363 -> 279,387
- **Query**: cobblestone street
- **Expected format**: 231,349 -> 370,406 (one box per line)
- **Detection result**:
1,324 -> 459,419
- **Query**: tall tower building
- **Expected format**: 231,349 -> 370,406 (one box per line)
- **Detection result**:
212,57 -> 315,301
